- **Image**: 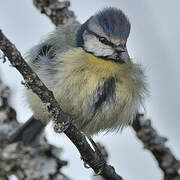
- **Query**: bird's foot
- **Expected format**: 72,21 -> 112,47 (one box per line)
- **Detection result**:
89,137 -> 106,163
83,137 -> 106,175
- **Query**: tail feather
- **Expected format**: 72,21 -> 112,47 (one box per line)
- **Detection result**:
8,116 -> 45,145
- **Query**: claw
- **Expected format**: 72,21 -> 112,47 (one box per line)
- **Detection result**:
87,137 -> 106,174
84,162 -> 91,168
88,137 -> 106,164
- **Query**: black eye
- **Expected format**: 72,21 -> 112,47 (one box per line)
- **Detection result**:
99,37 -> 107,44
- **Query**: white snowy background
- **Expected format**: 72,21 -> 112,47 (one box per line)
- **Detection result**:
0,1 -> 180,180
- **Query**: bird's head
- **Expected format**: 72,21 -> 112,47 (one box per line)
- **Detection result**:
76,7 -> 131,64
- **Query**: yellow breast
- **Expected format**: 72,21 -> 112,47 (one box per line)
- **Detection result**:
56,48 -> 136,106
84,51 -> 134,93
57,48 -> 134,92
85,53 -> 120,73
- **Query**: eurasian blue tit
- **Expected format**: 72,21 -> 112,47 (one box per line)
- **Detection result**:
9,7 -> 148,144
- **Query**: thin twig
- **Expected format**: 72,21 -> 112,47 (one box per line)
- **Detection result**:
132,114 -> 180,180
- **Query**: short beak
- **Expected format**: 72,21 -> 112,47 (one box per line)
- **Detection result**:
120,49 -> 130,63
115,47 -> 130,63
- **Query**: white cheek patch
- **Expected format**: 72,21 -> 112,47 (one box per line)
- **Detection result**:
83,33 -> 114,57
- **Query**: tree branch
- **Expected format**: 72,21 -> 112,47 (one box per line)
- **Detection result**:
0,78 -> 70,180
1,1 -> 179,179
0,30 -> 122,180
132,114 -> 180,180
33,0 -> 77,26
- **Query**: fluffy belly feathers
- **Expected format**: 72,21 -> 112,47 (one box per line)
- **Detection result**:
26,48 -> 147,135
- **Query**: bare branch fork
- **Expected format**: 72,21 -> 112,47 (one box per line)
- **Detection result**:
0,30 -> 122,180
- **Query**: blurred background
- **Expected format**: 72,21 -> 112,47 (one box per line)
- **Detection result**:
0,0 -> 179,179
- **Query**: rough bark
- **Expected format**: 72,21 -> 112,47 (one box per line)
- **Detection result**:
132,114 -> 180,180
33,0 -> 77,26
0,78 -> 70,180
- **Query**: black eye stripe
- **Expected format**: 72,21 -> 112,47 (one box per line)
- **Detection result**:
99,37 -> 114,47
86,29 -> 115,47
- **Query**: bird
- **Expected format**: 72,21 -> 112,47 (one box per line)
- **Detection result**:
9,7 -> 148,145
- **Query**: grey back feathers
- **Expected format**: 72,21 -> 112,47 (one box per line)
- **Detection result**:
25,23 -> 80,87
26,23 -> 80,63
